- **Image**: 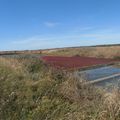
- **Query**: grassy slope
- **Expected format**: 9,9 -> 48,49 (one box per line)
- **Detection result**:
46,46 -> 120,59
0,56 -> 120,120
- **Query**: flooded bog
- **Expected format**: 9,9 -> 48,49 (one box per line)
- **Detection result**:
77,65 -> 120,87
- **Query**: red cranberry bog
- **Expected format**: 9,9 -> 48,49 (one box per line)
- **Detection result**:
41,56 -> 120,88
41,56 -> 118,71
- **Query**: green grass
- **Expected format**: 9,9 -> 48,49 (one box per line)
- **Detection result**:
0,55 -> 120,120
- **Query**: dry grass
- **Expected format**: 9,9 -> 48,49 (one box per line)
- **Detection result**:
47,46 -> 120,59
59,75 -> 120,120
0,56 -> 120,120
0,57 -> 23,71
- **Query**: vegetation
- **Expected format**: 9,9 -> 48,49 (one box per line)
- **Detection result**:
0,55 -> 120,120
47,46 -> 120,59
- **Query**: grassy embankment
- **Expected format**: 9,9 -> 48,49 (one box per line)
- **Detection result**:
46,46 -> 120,59
0,55 -> 120,120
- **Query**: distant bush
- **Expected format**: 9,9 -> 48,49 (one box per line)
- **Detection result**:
114,56 -> 120,60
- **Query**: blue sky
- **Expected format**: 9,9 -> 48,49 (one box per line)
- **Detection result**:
0,0 -> 120,50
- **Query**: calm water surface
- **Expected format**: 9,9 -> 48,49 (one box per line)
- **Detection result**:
78,66 -> 120,87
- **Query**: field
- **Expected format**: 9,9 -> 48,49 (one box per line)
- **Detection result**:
41,56 -> 117,70
46,46 -> 120,59
0,46 -> 120,120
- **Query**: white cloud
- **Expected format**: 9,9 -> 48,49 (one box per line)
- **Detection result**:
10,33 -> 119,50
7,27 -> 120,50
44,22 -> 59,27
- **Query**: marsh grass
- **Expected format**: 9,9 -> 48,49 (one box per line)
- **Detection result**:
0,56 -> 120,120
47,46 -> 120,59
